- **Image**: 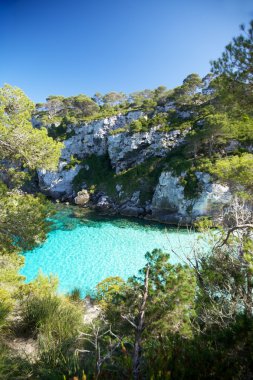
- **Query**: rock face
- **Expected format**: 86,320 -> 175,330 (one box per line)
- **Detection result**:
118,191 -> 145,217
151,171 -> 232,224
108,127 -> 189,173
61,111 -> 144,162
59,111 -> 189,173
37,111 -> 147,198
38,164 -> 81,200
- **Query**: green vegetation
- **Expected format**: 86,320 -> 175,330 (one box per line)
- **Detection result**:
72,154 -> 115,192
63,155 -> 82,170
35,79 -> 196,139
0,84 -> 84,379
20,274 -> 84,379
0,85 -> 63,172
109,115 -> 172,135
0,84 -> 62,255
126,112 -> 191,134
47,116 -> 77,141
212,153 -> 253,194
109,127 -> 127,135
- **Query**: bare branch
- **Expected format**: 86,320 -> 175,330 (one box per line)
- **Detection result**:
218,224 -> 253,247
121,314 -> 137,329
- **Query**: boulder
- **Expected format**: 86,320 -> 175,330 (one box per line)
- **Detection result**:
115,184 -> 123,193
96,195 -> 112,210
117,191 -> 144,217
74,189 -> 90,206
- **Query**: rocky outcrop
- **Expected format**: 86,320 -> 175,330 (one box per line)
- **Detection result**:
95,195 -> 113,210
108,127 -> 189,173
38,164 -> 82,200
37,111 -> 144,199
61,111 -> 144,162
59,111 -> 189,173
151,171 -> 232,224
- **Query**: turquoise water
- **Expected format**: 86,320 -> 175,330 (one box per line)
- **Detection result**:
21,207 -> 197,295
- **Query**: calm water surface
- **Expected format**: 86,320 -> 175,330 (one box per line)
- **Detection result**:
21,206 -> 197,295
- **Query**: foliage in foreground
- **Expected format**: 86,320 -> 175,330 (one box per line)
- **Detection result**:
3,209 -> 250,380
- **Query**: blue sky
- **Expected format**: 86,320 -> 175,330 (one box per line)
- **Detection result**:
1,0 -> 253,102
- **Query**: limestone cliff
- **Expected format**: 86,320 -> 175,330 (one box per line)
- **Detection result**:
37,109 -> 232,225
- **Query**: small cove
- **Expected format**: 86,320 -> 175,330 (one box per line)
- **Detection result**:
21,206 -> 198,296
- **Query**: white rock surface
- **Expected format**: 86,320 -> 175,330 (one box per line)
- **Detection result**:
61,111 -> 144,162
151,171 -> 232,223
108,127 -> 189,173
38,165 -> 81,199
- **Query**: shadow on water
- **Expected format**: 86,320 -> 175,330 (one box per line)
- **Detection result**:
50,204 -> 184,234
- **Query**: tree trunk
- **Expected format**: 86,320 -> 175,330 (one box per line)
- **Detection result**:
245,270 -> 253,318
133,265 -> 150,380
